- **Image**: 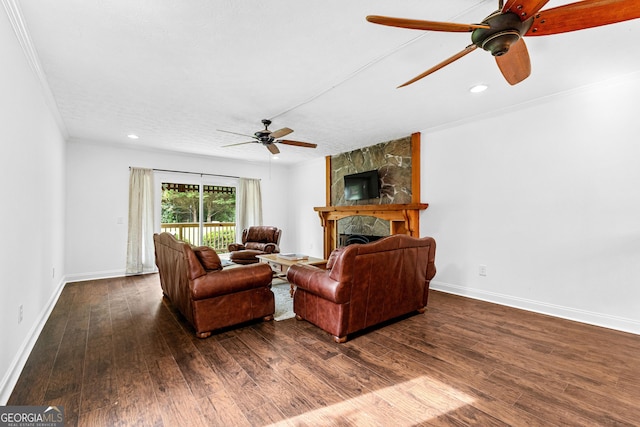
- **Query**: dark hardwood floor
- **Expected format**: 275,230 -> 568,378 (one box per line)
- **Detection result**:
8,274 -> 640,426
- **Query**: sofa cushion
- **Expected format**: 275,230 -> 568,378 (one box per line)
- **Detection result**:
326,247 -> 345,270
192,246 -> 223,271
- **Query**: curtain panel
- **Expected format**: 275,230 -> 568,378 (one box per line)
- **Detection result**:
237,178 -> 263,240
126,168 -> 155,274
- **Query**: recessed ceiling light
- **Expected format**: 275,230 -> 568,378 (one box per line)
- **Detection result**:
470,84 -> 488,93
127,134 -> 139,140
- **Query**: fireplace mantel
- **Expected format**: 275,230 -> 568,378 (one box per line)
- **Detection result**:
314,203 -> 429,258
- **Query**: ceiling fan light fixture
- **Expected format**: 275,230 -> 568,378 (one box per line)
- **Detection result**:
479,30 -> 521,56
470,84 -> 488,93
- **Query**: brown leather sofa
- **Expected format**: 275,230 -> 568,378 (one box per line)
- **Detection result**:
153,232 -> 275,338
228,226 -> 282,264
287,234 -> 436,343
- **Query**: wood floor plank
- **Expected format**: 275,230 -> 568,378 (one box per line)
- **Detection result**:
114,371 -> 163,427
236,326 -> 294,370
243,401 -> 291,426
146,355 -> 211,427
222,335 -> 315,418
77,406 -> 119,427
150,378 -> 210,427
197,393 -> 252,427
41,392 -> 81,427
560,383 -> 640,425
275,361 -> 349,409
8,274 -> 640,426
194,335 -> 271,415
514,388 -> 635,426
486,366 -> 567,397
471,396 -> 552,427
43,301 -> 90,401
80,334 -> 116,413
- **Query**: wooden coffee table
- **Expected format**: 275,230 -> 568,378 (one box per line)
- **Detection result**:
256,253 -> 327,296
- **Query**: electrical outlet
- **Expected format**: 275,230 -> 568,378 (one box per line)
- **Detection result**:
479,265 -> 487,277
18,304 -> 23,324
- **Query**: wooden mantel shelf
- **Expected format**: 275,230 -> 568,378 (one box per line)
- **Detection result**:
314,203 -> 429,258
315,203 -> 428,213
314,203 -> 428,221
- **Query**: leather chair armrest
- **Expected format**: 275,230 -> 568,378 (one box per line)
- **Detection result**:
228,243 -> 246,252
190,263 -> 272,300
245,242 -> 278,253
262,243 -> 279,254
287,264 -> 348,304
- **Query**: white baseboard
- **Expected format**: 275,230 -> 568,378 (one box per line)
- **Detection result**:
65,269 -> 126,283
430,281 -> 640,336
0,278 -> 66,405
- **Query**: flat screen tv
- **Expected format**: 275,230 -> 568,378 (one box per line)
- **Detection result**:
344,170 -> 380,201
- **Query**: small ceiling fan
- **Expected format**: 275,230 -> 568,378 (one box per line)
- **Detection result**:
218,119 -> 317,155
367,0 -> 640,87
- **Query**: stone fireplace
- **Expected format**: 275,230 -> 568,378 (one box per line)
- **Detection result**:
314,132 -> 428,258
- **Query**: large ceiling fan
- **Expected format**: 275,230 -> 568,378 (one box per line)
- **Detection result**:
367,0 -> 640,87
218,119 -> 317,155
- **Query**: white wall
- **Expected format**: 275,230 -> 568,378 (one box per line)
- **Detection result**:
288,157 -> 326,258
421,73 -> 640,334
0,14 -> 67,403
65,141 -> 293,280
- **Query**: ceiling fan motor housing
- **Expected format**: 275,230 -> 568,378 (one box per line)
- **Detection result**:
254,131 -> 273,144
256,119 -> 274,144
472,11 -> 532,56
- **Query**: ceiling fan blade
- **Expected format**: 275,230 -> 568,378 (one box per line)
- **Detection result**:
269,127 -> 293,139
502,0 -> 551,20
495,38 -> 531,85
525,0 -> 640,36
398,44 -> 478,88
278,140 -> 318,148
217,129 -> 256,138
366,15 -> 489,32
221,141 -> 255,148
266,144 -> 280,155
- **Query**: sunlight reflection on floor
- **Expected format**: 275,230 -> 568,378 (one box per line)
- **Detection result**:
267,375 -> 475,425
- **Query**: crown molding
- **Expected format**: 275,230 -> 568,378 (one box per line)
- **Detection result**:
1,0 -> 69,139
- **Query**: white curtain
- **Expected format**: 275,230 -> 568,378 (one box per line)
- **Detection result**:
237,178 -> 263,239
126,168 -> 155,274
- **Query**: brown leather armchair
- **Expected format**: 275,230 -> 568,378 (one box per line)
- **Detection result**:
154,232 -> 275,338
287,234 -> 436,343
228,226 -> 282,264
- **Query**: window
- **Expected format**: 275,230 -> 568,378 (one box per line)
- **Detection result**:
157,174 -> 237,252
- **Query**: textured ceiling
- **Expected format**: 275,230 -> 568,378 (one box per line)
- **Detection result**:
13,0 -> 640,164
